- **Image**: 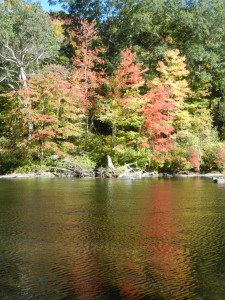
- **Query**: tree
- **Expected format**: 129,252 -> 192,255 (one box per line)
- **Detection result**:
97,47 -> 147,157
142,87 -> 175,163
48,0 -> 124,22
47,0 -> 133,72
104,0 -> 225,113
3,71 -> 85,159
150,49 -> 191,108
69,18 -> 104,147
0,0 -> 60,89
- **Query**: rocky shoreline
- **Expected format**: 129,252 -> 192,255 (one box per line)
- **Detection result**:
0,171 -> 223,179
0,172 -> 55,179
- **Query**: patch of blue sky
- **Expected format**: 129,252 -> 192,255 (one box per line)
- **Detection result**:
36,0 -> 62,12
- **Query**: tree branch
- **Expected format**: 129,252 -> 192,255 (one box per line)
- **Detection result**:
0,52 -> 18,65
3,43 -> 18,61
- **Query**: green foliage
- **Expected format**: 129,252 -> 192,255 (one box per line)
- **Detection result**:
45,154 -> 96,170
113,147 -> 150,169
218,101 -> 225,139
3,71 -> 86,160
14,162 -> 50,174
0,137 -> 10,149
70,154 -> 96,169
0,0 -> 60,88
0,150 -> 30,174
85,133 -> 112,166
200,142 -> 225,172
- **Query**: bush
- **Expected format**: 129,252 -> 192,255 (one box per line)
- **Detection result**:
112,146 -> 151,169
0,136 -> 10,149
70,154 -> 96,169
0,151 -> 29,174
14,162 -> 50,174
201,143 -> 225,172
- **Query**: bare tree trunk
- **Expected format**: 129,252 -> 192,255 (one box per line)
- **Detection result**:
19,66 -> 34,141
19,66 -> 27,87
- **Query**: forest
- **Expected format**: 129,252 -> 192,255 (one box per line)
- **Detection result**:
0,0 -> 225,174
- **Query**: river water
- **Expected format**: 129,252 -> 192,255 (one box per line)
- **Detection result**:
0,177 -> 225,299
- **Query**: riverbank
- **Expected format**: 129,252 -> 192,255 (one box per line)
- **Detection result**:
0,172 -> 55,179
0,171 -> 223,179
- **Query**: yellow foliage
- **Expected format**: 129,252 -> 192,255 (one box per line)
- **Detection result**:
150,49 -> 192,106
51,19 -> 65,42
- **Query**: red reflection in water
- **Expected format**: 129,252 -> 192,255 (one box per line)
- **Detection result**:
63,180 -> 199,299
70,254 -> 103,299
143,180 -> 197,298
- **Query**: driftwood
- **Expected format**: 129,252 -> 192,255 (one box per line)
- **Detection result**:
49,156 -> 154,179
107,156 -> 152,179
51,159 -> 95,178
107,155 -> 115,171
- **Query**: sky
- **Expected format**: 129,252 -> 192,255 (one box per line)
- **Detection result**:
38,0 -> 62,12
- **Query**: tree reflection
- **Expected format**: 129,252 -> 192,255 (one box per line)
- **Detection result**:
142,179 -> 198,299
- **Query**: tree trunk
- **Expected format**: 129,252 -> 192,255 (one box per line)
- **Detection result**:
19,67 -> 34,141
19,66 -> 27,87
112,123 -> 117,152
84,60 -> 89,149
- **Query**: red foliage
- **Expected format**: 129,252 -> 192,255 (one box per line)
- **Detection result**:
5,71 -> 85,158
106,46 -> 148,103
70,18 -> 104,112
142,87 -> 175,156
215,146 -> 225,165
118,46 -> 148,88
188,147 -> 200,169
141,142 -> 150,149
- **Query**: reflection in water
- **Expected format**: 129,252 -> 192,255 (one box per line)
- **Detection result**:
142,181 -> 197,299
0,178 -> 225,299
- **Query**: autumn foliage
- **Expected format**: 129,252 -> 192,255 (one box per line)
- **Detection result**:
0,17 -> 223,173
4,72 -> 85,159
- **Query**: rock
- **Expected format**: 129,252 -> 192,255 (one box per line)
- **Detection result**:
0,172 -> 55,179
213,177 -> 225,184
48,155 -> 60,161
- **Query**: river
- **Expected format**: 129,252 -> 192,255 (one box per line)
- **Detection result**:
0,177 -> 225,299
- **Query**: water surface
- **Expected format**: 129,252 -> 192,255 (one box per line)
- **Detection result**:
0,177 -> 225,299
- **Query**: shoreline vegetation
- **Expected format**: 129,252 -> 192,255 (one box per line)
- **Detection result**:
1,152 -> 225,179
0,154 -> 224,180
0,153 -> 224,182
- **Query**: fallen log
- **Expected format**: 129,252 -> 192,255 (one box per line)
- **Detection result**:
107,155 -> 153,179
50,165 -> 95,177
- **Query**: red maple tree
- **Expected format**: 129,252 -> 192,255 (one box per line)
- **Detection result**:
98,46 -> 147,151
69,18 -> 105,147
142,87 -> 175,159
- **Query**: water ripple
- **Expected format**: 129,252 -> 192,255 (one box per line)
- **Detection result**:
0,178 -> 225,299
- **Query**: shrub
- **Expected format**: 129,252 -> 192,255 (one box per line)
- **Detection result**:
0,151 -> 29,174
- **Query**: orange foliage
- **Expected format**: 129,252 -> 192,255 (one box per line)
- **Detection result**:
6,71 -> 85,158
188,147 -> 200,169
143,87 -> 175,157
